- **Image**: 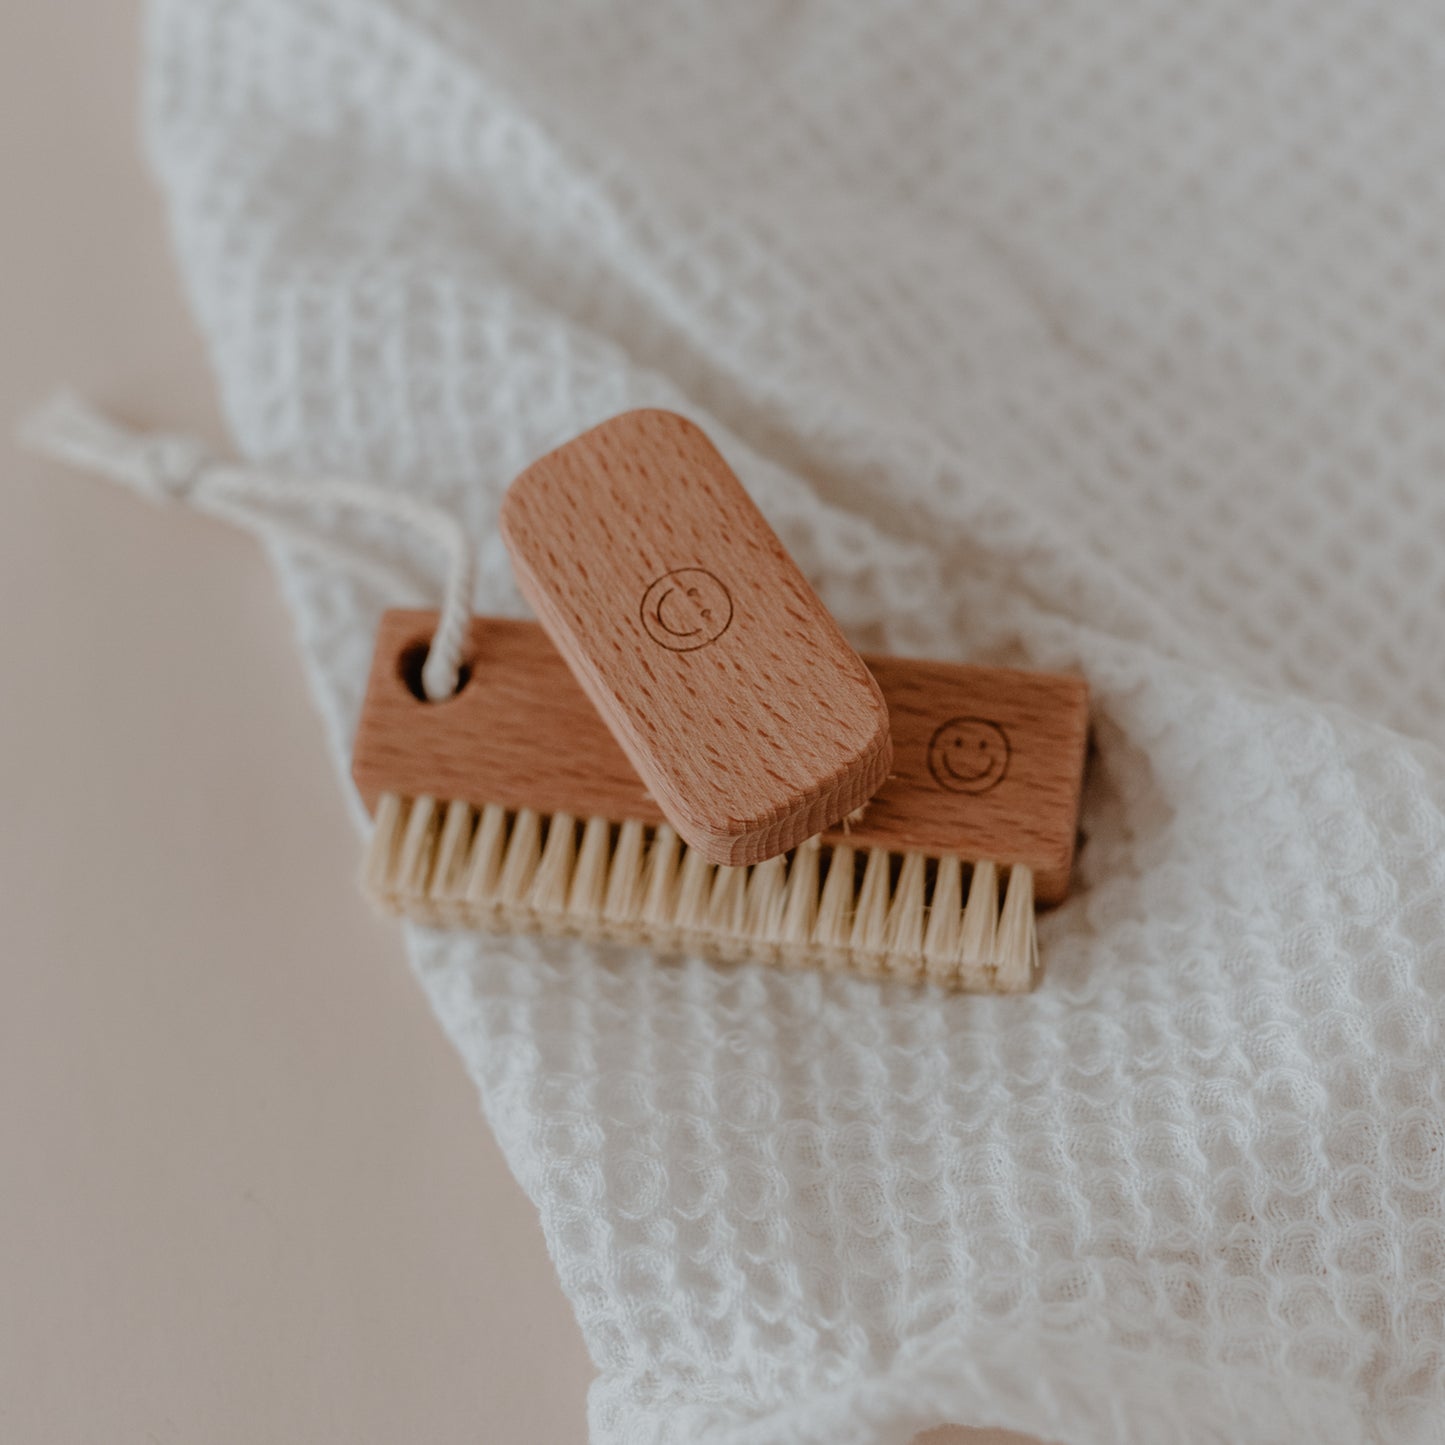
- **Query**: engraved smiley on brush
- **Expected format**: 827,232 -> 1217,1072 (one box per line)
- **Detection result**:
639,568 -> 734,651
927,716 -> 1011,795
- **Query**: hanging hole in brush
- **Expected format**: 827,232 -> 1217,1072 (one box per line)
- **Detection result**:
398,641 -> 472,702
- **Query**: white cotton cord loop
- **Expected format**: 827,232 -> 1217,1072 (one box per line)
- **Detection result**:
20,392 -> 475,701
19,391 -> 212,503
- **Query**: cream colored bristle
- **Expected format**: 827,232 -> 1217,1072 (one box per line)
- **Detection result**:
397,795 -> 441,900
360,796 -> 1044,992
995,865 -> 1038,993
528,811 -> 577,929
364,792 -> 408,907
707,865 -> 750,960
462,803 -> 509,913
743,855 -> 789,963
882,851 -> 927,980
958,859 -> 999,990
639,825 -> 682,931
567,815 -> 613,922
922,854 -> 964,983
428,799 -> 477,918
673,845 -> 717,937
496,807 -> 543,911
813,842 -> 856,967
849,847 -> 894,977
778,836 -> 821,962
602,819 -> 648,933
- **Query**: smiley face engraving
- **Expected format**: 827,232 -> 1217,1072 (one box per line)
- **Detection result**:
639,568 -> 734,652
927,717 -> 1011,795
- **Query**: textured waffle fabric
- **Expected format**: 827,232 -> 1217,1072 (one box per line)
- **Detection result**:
145,4 -> 1445,1441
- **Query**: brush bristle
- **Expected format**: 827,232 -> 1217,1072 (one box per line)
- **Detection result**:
363,793 -> 1040,993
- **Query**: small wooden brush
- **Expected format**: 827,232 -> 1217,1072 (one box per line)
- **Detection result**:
20,396 -> 1090,990
353,611 -> 1089,992
500,409 -> 895,866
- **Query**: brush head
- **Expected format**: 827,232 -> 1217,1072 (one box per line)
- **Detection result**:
351,613 -> 1089,989
499,410 -> 893,866
351,613 -> 1089,904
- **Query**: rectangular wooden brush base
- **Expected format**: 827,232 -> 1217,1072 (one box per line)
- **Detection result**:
353,611 -> 1089,900
351,612 -> 1089,992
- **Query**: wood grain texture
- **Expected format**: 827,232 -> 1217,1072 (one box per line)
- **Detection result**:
499,410 -> 893,865
351,613 -> 1090,902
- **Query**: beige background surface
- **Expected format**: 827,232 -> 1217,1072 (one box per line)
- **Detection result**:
0,6 -> 1036,1442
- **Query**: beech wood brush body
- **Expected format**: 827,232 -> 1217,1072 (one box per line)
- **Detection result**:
354,612 -> 1089,992
500,410 -> 893,865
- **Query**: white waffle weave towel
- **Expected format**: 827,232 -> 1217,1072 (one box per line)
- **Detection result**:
145,4 -> 1445,1441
